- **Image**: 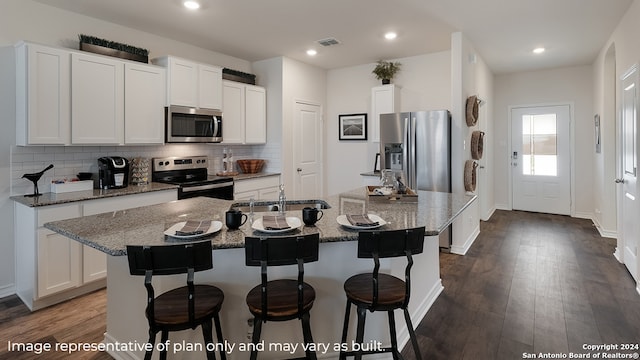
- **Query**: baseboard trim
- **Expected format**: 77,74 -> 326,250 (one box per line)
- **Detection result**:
104,333 -> 139,360
614,247 -> 623,263
451,225 -> 480,255
0,284 -> 15,299
481,206 -> 496,222
395,279 -> 444,354
591,216 -> 617,239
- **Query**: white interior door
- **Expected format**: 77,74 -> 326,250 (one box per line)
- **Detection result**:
619,65 -> 638,282
511,105 -> 571,215
293,101 -> 323,198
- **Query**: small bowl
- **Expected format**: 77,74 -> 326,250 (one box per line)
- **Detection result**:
77,172 -> 93,181
237,159 -> 265,174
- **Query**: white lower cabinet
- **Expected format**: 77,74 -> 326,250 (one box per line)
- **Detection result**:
234,175 -> 280,201
14,189 -> 177,310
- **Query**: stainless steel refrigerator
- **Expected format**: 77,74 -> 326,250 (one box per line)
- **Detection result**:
379,110 -> 452,250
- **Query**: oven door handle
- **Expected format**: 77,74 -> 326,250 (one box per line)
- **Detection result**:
181,181 -> 234,192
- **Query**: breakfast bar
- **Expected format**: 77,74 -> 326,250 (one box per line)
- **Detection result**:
44,188 -> 476,360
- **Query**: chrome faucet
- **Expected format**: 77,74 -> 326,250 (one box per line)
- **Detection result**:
278,184 -> 286,215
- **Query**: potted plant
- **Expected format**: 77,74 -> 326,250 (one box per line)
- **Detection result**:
372,60 -> 401,84
78,34 -> 149,63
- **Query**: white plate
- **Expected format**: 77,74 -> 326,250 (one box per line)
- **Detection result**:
337,214 -> 386,230
164,221 -> 223,239
252,216 -> 302,233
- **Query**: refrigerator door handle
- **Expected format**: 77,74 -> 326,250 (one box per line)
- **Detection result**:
408,116 -> 417,190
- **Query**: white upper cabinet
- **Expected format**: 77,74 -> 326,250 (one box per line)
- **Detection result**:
153,56 -> 222,110
16,42 -> 71,145
245,85 -> 267,144
222,80 -> 266,144
371,84 -> 400,142
15,42 -> 167,146
71,52 -> 124,145
124,63 -> 166,144
199,64 -> 223,110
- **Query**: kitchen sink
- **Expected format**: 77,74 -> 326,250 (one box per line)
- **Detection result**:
229,199 -> 331,213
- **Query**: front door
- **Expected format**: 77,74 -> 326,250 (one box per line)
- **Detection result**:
619,65 -> 638,282
293,101 -> 323,198
511,105 -> 571,215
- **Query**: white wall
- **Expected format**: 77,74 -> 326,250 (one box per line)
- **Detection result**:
451,33 -> 494,204
592,0 -> 640,280
325,51 -> 452,195
493,66 -> 595,217
0,0 -> 257,297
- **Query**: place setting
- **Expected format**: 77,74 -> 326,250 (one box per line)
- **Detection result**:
250,213 -> 302,233
337,213 -> 387,230
164,219 -> 223,241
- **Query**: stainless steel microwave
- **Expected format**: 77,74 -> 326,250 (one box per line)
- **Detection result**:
165,105 -> 223,143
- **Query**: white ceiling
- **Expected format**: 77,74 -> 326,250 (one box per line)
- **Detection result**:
35,0 -> 634,74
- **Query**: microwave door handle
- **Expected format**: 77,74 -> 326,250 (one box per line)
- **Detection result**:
212,117 -> 219,137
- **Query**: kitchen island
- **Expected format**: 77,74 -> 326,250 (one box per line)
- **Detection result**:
45,188 -> 476,360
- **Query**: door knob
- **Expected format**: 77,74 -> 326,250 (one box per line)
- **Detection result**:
615,178 -> 624,183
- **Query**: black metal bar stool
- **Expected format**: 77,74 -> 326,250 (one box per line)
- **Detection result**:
126,240 -> 226,360
244,233 -> 320,360
339,227 -> 425,360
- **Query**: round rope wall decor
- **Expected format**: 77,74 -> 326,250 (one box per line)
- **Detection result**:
464,160 -> 478,192
471,131 -> 485,160
465,95 -> 479,127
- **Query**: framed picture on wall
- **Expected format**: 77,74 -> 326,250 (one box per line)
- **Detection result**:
339,113 -> 367,140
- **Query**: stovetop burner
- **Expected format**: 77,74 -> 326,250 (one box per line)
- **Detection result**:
152,156 -> 233,185
152,156 -> 234,200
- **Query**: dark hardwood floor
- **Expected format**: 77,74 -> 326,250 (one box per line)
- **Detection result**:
402,210 -> 640,360
1,210 -> 639,359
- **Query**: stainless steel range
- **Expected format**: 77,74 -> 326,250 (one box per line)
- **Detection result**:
152,156 -> 234,200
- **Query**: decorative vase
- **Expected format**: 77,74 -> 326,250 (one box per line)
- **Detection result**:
382,79 -> 391,85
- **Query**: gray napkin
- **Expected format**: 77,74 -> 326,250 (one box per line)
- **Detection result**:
346,214 -> 379,227
175,220 -> 211,236
262,215 -> 291,230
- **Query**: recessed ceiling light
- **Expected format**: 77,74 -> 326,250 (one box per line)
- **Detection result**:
306,49 -> 317,56
183,0 -> 200,10
385,32 -> 397,40
533,47 -> 545,54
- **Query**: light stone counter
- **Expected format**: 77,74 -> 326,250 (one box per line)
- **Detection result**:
43,188 -> 476,360
11,182 -> 179,208
44,188 -> 476,256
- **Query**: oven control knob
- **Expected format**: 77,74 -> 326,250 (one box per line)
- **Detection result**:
164,161 -> 169,166
157,161 -> 163,167
202,159 -> 206,164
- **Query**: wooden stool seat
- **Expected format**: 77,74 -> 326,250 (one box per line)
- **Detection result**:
344,273 -> 406,308
247,279 -> 315,320
339,227 -> 425,360
245,233 -> 320,360
153,285 -> 224,327
127,240 -> 227,360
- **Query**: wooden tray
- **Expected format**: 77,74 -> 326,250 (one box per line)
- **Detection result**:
366,186 -> 418,202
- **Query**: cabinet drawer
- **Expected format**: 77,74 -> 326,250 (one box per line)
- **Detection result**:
37,203 -> 82,227
234,176 -> 280,193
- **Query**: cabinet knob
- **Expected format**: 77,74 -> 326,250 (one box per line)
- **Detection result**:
297,168 -> 302,172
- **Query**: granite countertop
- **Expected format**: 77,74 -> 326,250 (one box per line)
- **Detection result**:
10,182 -> 179,207
44,188 -> 476,256
231,172 -> 280,181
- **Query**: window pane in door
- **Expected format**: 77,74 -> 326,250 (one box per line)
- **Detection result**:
522,114 -> 557,176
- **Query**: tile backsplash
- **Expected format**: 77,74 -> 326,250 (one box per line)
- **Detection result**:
10,143 -> 281,196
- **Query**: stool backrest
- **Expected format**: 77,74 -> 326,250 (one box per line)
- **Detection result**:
245,233 -> 320,318
126,240 -> 213,327
357,227 -> 425,309
127,240 -> 213,276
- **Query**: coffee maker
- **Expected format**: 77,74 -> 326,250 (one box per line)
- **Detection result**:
98,157 -> 129,189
